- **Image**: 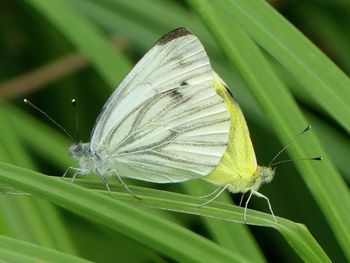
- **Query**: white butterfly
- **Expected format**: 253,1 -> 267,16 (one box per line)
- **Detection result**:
67,28 -> 230,193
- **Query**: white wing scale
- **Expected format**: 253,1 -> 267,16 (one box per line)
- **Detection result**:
90,28 -> 230,183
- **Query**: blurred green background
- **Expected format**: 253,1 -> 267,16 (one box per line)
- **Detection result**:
0,0 -> 349,262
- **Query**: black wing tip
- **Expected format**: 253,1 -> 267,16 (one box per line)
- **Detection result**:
157,27 -> 192,45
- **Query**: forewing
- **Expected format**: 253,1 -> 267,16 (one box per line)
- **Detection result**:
91,28 -> 230,182
204,73 -> 257,187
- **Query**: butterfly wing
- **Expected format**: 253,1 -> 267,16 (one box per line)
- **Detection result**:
204,73 -> 257,190
90,28 -> 230,183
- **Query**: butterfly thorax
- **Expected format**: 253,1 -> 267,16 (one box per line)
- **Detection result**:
69,142 -> 89,159
68,142 -> 108,175
225,166 -> 275,193
256,166 -> 275,185
249,166 -> 274,192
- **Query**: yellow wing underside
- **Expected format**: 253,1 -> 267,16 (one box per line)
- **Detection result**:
203,73 -> 257,188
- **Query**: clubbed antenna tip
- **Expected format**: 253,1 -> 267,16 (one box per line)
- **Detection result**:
271,156 -> 323,167
268,125 -> 313,166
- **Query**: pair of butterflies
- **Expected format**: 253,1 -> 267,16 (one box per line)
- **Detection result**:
69,27 -> 276,222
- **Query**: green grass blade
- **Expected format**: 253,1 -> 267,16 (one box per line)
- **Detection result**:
306,112 -> 350,182
7,103 -> 73,168
0,235 -> 91,263
96,0 -> 219,50
0,249 -> 40,263
182,180 -> 266,263
188,0 -> 350,260
72,179 -> 331,263
0,164 -> 331,263
0,104 -> 76,254
0,162 -> 246,263
25,0 -> 131,86
296,4 -> 350,73
213,0 -> 350,134
269,60 -> 350,182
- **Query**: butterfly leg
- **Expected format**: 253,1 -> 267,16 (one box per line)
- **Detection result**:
253,191 -> 277,222
62,167 -> 88,183
197,186 -> 223,199
239,192 -> 246,207
62,167 -> 77,177
100,174 -> 112,194
71,172 -> 78,183
197,185 -> 229,207
62,168 -> 70,177
113,170 -> 142,201
244,189 -> 254,223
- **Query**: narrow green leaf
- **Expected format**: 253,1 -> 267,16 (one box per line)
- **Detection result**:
0,164 -> 331,263
297,4 -> 350,73
0,235 -> 91,263
0,249 -> 37,263
26,0 -> 131,86
0,104 -> 76,254
0,162 -> 246,263
214,0 -> 350,134
183,179 -> 266,263
74,179 -> 331,263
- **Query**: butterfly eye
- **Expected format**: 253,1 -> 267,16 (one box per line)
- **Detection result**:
74,145 -> 84,156
68,144 -> 82,159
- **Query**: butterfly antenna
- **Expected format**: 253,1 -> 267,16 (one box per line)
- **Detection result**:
71,99 -> 80,141
270,157 -> 322,167
24,98 -> 74,141
268,125 -> 312,166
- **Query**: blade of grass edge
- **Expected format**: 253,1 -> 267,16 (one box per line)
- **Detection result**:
0,162 -> 246,263
0,166 -> 331,263
0,235 -> 91,263
25,0 -> 132,86
80,180 -> 331,263
215,0 -> 350,134
0,104 -> 76,254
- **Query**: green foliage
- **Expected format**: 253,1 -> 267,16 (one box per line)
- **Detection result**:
0,0 -> 348,262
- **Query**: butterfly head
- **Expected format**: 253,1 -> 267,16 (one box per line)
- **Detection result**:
68,142 -> 90,160
255,166 -> 275,185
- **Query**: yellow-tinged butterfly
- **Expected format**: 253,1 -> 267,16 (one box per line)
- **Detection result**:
202,72 -> 319,222
203,69 -> 320,222
204,74 -> 276,222
66,27 -> 319,222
